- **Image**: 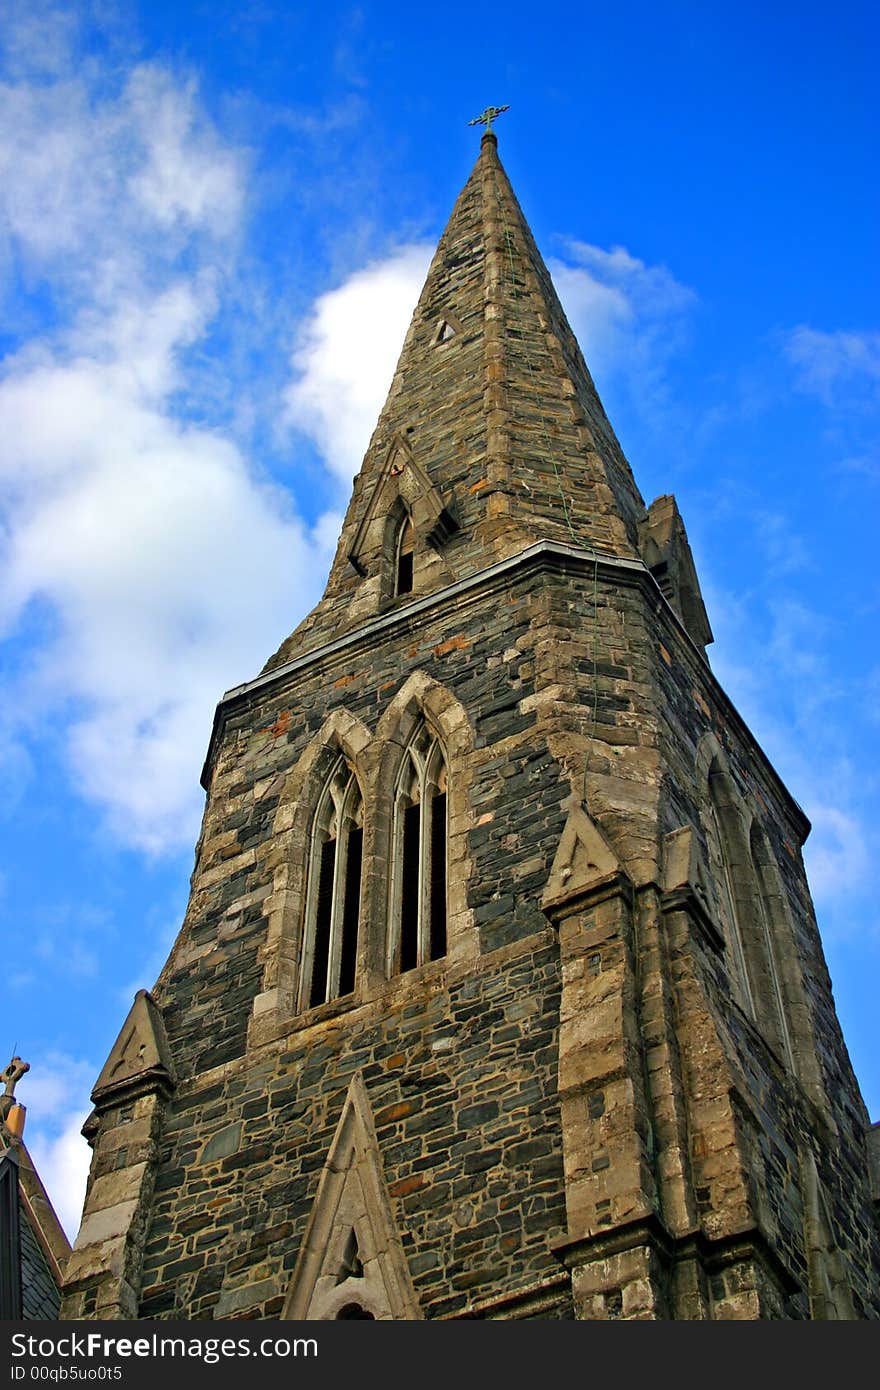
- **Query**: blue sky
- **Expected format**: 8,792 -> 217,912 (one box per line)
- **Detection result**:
2,1 -> 878,1238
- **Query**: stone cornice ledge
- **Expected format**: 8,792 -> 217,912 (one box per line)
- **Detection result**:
552,1215 -> 800,1297
201,541 -> 645,787
198,539 -> 810,843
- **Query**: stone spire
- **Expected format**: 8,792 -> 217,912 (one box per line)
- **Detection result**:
266,133 -> 650,669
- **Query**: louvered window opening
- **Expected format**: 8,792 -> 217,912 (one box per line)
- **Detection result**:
391,727 -> 447,975
304,757 -> 364,1009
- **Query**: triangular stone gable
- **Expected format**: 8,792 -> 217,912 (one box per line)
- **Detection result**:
638,495 -> 713,653
92,990 -> 175,1102
282,1073 -> 421,1320
347,433 -> 457,577
542,799 -> 624,912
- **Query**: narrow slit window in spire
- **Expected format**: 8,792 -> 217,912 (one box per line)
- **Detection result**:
395,513 -> 414,596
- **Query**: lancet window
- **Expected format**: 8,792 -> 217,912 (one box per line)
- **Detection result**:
301,756 -> 364,1009
749,821 -> 795,1068
706,763 -> 755,1017
705,757 -> 794,1066
395,512 -> 414,596
388,724 -> 447,974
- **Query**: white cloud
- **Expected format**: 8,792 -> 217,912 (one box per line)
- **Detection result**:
27,1110 -> 93,1244
784,326 -> 880,409
0,297 -> 325,851
0,59 -> 243,302
125,67 -> 244,236
14,1054 -> 94,1122
548,240 -> 696,421
0,3 -> 81,80
0,25 -> 328,854
284,244 -> 433,482
15,1053 -> 96,1242
803,804 -> 870,901
706,566 -> 876,930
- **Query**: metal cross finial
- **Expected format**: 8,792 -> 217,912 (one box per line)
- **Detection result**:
468,104 -> 509,135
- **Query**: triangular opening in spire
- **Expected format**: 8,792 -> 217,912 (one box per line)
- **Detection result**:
431,313 -> 462,346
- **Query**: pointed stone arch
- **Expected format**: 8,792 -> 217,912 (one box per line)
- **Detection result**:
375,669 -> 471,756
695,733 -> 759,1018
346,434 -> 457,586
282,1074 -> 421,1320
371,672 -> 476,974
747,816 -> 828,1114
695,734 -> 811,1078
249,710 -> 373,1044
385,496 -> 414,599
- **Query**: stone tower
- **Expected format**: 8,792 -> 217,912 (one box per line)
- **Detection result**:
62,130 -> 880,1321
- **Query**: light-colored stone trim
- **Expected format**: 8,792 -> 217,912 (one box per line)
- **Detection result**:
282,1073 -> 422,1320
249,710 -> 372,1044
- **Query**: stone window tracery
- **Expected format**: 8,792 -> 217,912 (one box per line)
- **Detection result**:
300,755 -> 364,1010
388,724 -> 447,975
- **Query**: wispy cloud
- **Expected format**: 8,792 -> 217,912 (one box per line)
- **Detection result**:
706,557 -> 879,940
549,239 -> 696,428
784,326 -> 880,409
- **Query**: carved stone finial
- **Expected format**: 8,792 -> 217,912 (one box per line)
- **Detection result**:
0,1056 -> 29,1134
2,1056 -> 29,1099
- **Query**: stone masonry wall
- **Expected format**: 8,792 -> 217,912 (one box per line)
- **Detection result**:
71,549 -> 880,1318
644,575 -> 880,1316
132,552 -> 669,1319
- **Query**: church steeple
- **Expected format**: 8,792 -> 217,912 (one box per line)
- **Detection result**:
63,122 -> 880,1325
267,128 -> 652,671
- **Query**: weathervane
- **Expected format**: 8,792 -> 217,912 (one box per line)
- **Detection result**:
468,104 -> 509,135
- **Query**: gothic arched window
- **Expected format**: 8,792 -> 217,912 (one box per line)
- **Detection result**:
301,756 -> 364,1009
394,512 -> 414,597
749,820 -> 795,1069
706,762 -> 755,1017
388,725 -> 447,974
705,757 -> 795,1068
